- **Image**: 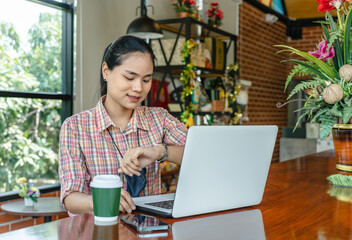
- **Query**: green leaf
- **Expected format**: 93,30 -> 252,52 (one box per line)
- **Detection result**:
327,11 -> 337,30
343,106 -> 352,123
311,108 -> 329,122
287,80 -> 322,100
326,103 -> 342,117
275,45 -> 338,79
319,115 -> 336,139
322,23 -> 330,41
284,59 -> 329,80
344,95 -> 352,105
322,24 -> 339,70
344,8 -> 352,64
327,12 -> 344,67
294,110 -> 309,131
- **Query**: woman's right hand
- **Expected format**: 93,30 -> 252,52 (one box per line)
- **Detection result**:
119,188 -> 136,213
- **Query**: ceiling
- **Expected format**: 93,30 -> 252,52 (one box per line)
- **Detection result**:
284,0 -> 327,19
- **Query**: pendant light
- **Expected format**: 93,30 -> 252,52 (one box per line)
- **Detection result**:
126,0 -> 163,39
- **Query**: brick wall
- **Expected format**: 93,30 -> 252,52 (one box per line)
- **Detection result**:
238,2 -> 288,162
237,3 -> 323,162
289,26 -> 322,54
0,191 -> 68,234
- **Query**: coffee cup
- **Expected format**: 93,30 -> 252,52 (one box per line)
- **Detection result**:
90,175 -> 122,223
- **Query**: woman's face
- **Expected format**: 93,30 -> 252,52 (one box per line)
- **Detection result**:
103,52 -> 153,111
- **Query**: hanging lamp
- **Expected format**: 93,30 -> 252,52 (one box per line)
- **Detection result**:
126,0 -> 163,39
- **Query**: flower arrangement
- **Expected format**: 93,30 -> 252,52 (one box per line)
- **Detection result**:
276,0 -> 352,139
14,177 -> 40,202
207,2 -> 223,27
170,0 -> 196,14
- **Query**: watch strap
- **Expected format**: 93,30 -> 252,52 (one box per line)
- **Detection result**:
157,144 -> 168,163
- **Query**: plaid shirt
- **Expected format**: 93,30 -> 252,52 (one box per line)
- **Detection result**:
59,96 -> 187,208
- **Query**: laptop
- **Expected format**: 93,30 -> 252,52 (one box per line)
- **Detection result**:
133,125 -> 278,218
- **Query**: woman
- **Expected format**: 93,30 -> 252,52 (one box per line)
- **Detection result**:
59,35 -> 187,215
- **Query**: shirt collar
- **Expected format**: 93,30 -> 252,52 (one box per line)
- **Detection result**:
96,96 -> 114,133
96,96 -> 151,133
132,107 -> 151,132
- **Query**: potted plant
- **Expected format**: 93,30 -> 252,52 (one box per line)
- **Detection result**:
14,177 -> 40,206
207,2 -> 223,28
276,0 -> 352,175
170,0 -> 196,18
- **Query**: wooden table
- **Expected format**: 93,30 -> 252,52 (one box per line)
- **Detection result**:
1,150 -> 351,239
1,197 -> 66,223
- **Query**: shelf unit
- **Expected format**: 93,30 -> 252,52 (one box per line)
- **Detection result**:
152,18 -> 238,192
150,17 -> 237,111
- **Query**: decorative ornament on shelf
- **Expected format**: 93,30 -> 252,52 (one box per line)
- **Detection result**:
14,177 -> 40,206
170,0 -> 196,18
180,39 -> 196,126
207,2 -> 223,28
276,0 -> 352,176
224,64 -> 243,124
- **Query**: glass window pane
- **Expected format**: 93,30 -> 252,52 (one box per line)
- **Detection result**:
0,0 -> 62,93
0,98 -> 61,192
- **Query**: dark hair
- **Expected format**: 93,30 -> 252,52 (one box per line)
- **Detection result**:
100,35 -> 156,97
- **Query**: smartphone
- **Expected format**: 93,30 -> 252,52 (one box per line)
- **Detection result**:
120,214 -> 170,233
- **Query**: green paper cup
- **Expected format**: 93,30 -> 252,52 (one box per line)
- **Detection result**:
90,175 -> 122,223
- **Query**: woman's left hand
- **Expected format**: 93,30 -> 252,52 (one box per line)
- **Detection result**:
118,145 -> 163,176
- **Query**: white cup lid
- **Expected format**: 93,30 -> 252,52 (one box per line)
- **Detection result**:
90,175 -> 122,188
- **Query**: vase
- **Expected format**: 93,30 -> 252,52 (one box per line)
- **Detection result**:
178,12 -> 189,18
24,197 -> 34,207
332,124 -> 352,175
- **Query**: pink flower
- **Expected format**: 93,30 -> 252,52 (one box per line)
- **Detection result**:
211,2 -> 219,6
308,40 -> 335,61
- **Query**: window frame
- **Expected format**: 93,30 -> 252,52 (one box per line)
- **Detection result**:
0,0 -> 74,201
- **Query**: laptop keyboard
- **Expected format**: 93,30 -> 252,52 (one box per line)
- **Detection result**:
145,200 -> 174,209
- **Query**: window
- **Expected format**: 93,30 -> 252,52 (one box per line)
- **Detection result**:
0,0 -> 73,197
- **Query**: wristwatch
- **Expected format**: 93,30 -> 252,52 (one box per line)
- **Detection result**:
157,144 -> 168,163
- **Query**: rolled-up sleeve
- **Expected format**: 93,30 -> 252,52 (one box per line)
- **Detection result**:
58,119 -> 89,209
162,109 -> 187,145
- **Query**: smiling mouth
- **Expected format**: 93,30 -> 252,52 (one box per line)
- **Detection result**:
127,94 -> 141,102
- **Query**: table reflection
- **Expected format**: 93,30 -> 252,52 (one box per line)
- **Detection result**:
172,209 -> 265,240
58,213 -> 94,240
57,214 -> 138,240
57,214 -> 119,240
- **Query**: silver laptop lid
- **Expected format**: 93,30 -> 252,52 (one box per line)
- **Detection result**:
172,125 -> 277,218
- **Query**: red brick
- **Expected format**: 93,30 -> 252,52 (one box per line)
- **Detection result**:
34,216 -> 44,225
0,213 -> 21,224
11,218 -> 35,231
58,214 -> 69,220
0,225 -> 9,234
